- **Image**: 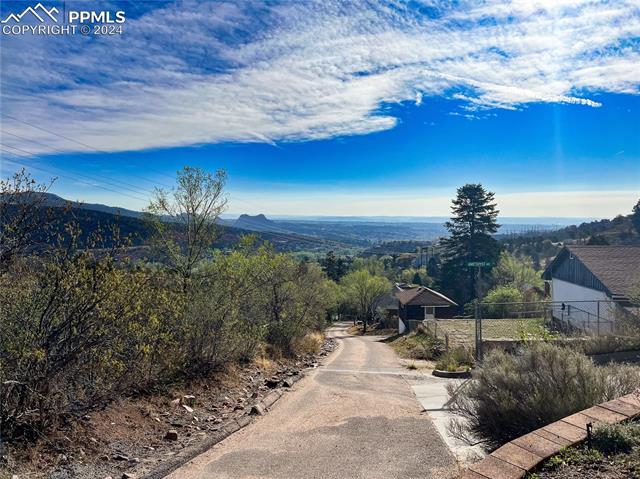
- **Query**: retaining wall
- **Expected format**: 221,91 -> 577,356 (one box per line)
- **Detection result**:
457,391 -> 640,479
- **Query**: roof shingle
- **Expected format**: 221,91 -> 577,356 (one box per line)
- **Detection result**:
395,286 -> 457,307
565,245 -> 640,298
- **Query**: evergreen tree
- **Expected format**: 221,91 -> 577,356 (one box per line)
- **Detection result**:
440,184 -> 501,306
632,199 -> 640,234
586,234 -> 609,245
320,250 -> 347,281
427,256 -> 439,280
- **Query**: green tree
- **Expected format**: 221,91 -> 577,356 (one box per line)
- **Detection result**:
483,284 -> 524,317
340,269 -> 389,333
491,251 -> 543,292
320,250 -> 348,281
632,199 -> 640,234
350,256 -> 387,276
440,184 -> 501,305
587,234 -> 609,245
146,166 -> 227,291
427,256 -> 440,280
399,267 -> 432,287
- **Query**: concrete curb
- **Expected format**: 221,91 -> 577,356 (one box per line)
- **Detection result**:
457,391 -> 640,479
432,369 -> 471,379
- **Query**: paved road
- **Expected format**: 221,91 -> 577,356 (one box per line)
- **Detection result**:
168,323 -> 458,479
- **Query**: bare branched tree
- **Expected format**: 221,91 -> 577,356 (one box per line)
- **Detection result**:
0,169 -> 56,274
146,166 -> 227,291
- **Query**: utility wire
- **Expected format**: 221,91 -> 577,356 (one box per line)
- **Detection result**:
0,102 -> 348,249
1,111 -> 176,187
1,131 -> 159,194
1,143 -> 152,200
1,149 -> 150,204
4,150 -> 338,248
3,150 -> 346,249
226,200 -> 351,249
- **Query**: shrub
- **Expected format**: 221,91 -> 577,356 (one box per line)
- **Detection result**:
291,331 -> 324,355
0,240 -> 336,439
576,336 -> 640,356
391,330 -> 444,360
0,170 -> 338,442
0,248 -> 183,437
435,347 -> 474,372
592,423 -> 640,455
516,320 -> 559,342
447,342 -> 640,449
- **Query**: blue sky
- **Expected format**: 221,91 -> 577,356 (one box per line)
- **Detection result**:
1,0 -> 639,218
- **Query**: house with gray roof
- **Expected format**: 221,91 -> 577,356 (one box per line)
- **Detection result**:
394,284 -> 457,333
542,245 -> 640,330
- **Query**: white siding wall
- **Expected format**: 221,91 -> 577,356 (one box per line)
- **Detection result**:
398,318 -> 406,334
551,278 -> 616,331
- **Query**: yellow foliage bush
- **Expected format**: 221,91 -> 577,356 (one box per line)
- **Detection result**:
290,331 -> 325,355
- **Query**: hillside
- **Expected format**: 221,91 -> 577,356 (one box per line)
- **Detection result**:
1,191 -> 144,219
2,202 -> 342,255
234,213 -> 283,232
556,213 -> 639,244
500,212 -> 639,269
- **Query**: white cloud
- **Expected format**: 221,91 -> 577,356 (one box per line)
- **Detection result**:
1,0 -> 638,154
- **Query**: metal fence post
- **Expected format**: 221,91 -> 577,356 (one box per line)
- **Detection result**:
475,301 -> 483,362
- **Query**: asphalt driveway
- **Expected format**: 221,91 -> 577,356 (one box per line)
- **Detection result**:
167,322 -> 458,479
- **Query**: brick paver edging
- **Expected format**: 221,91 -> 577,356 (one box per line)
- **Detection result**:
457,392 -> 640,479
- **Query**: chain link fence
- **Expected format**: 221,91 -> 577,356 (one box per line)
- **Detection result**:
423,300 -> 640,360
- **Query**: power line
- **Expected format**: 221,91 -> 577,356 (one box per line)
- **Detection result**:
1,149 -> 150,204
1,131 -> 160,194
2,149 -> 347,249
3,150 -> 339,248
226,203 -> 351,249
0,102 -> 347,249
0,112 -> 177,187
0,143 -> 153,200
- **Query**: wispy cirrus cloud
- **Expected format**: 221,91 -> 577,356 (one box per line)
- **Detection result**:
1,0 -> 638,155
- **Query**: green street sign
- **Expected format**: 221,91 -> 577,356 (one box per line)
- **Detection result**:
467,261 -> 493,267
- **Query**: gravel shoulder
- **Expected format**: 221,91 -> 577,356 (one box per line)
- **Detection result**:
2,343 -> 335,479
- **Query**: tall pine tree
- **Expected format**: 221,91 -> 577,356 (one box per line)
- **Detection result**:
320,250 -> 348,281
632,199 -> 640,234
440,184 -> 501,306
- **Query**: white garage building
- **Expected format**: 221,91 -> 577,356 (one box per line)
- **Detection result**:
542,245 -> 640,332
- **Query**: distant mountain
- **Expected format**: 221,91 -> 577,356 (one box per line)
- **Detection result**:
2,196 -> 345,254
3,192 -> 144,219
234,214 -> 287,233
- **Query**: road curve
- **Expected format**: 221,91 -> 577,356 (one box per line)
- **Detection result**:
167,322 -> 458,479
